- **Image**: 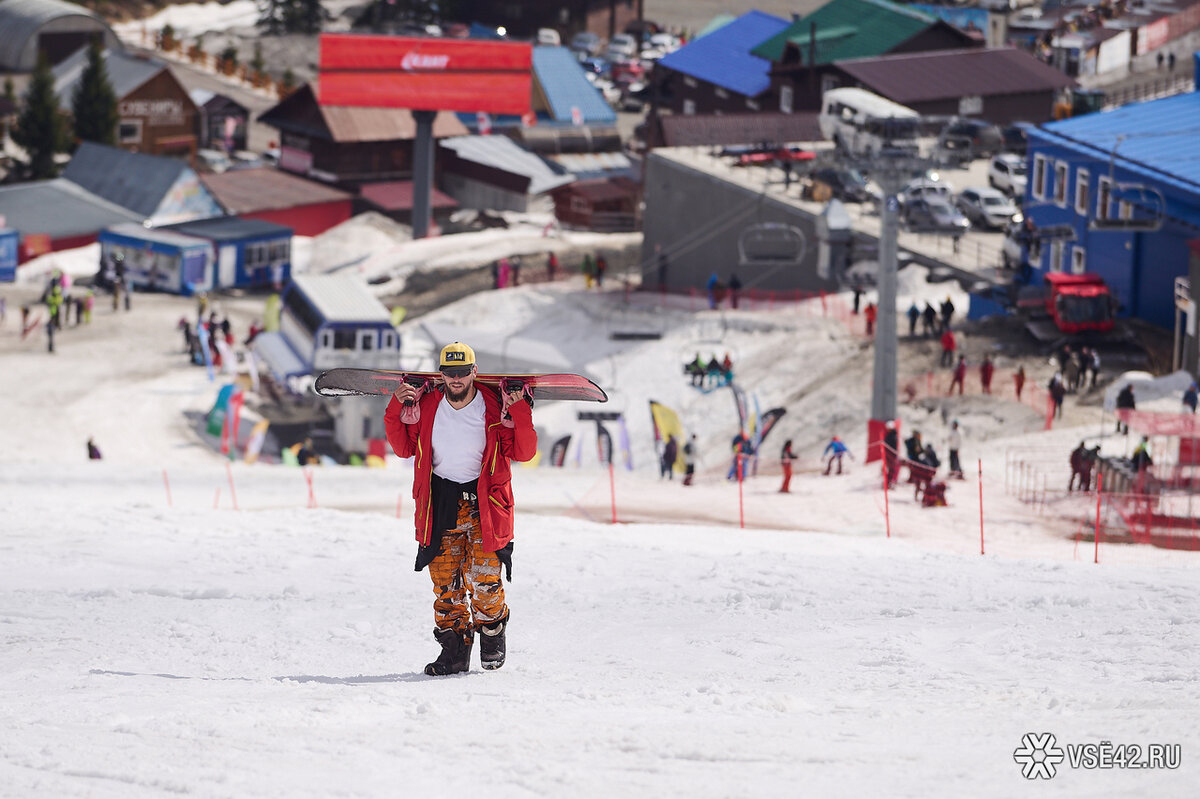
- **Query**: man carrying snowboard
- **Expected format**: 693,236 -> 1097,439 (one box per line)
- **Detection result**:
385,342 -> 537,676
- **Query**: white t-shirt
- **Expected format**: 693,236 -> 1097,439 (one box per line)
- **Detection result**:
431,390 -> 486,483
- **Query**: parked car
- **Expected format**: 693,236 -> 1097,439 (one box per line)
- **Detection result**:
901,176 -> 954,207
956,186 -> 1019,229
937,118 -> 1004,159
905,198 -> 971,234
570,32 -> 603,57
1001,216 -> 1026,270
606,33 -> 639,59
536,28 -> 561,46
1000,123 -> 1029,155
807,167 -> 873,202
988,153 -> 1028,197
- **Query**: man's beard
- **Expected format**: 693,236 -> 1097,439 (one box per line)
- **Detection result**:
446,383 -> 471,403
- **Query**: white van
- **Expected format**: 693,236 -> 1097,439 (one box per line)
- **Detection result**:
819,88 -> 921,157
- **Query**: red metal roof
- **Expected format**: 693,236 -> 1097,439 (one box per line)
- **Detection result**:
199,167 -> 352,214
358,181 -> 458,212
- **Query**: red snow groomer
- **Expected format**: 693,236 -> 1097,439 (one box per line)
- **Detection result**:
1043,273 -> 1116,335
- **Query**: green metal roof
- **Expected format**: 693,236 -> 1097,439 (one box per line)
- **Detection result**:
751,0 -> 936,65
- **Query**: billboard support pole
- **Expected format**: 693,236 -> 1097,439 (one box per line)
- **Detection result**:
412,110 -> 436,239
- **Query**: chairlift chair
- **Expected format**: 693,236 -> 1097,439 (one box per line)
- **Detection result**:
737,223 -> 808,269
1089,183 -> 1166,232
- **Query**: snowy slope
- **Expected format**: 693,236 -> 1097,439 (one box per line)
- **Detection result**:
1,249 -> 1198,796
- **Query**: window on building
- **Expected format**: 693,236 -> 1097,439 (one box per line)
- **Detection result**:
1033,155 -> 1047,200
745,97 -> 760,111
683,76 -> 697,89
332,329 -> 356,350
714,87 -> 728,99
1050,240 -> 1064,272
820,75 -> 840,95
683,99 -> 696,115
118,119 -> 142,144
1075,169 -> 1089,216
362,417 -> 373,440
1096,176 -> 1112,221
1054,161 -> 1068,205
780,85 -> 793,114
1071,246 -> 1086,274
382,331 -> 394,349
320,330 -> 332,349
358,330 -> 375,351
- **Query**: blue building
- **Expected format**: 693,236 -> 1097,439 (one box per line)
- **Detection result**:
97,224 -> 212,295
1023,56 -> 1200,330
252,274 -> 401,453
163,217 -> 293,292
0,228 -> 17,282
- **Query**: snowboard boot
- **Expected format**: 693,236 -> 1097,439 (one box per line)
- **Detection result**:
478,612 -> 508,671
424,627 -> 474,676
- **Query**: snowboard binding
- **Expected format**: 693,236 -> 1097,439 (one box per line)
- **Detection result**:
499,378 -> 533,428
399,376 -> 432,424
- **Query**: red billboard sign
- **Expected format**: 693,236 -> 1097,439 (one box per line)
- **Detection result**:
317,35 -> 533,115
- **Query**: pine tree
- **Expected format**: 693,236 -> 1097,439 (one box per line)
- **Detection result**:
72,37 -> 119,147
13,55 -> 70,179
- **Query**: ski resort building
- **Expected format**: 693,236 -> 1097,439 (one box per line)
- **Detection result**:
162,217 -> 294,292
252,274 -> 401,454
96,224 -> 212,295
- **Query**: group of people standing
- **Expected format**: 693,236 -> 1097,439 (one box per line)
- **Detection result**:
33,269 -> 101,353
908,296 -> 956,339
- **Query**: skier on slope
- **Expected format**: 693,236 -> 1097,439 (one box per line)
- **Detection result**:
384,342 -> 537,676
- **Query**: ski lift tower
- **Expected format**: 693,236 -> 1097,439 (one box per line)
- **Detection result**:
832,136 -> 950,461
317,34 -> 534,238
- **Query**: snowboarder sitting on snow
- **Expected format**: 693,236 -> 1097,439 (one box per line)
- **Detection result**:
87,437 -> 102,460
385,342 -> 535,676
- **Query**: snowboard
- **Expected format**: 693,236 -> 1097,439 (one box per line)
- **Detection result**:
314,368 -> 608,403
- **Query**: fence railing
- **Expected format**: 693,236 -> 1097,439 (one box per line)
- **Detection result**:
1104,74 -> 1195,109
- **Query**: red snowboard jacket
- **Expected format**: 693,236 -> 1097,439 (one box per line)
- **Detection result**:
384,385 -> 537,551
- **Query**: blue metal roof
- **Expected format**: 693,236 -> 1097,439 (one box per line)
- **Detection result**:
531,47 -> 616,125
1040,91 -> 1200,192
62,141 -> 191,218
658,10 -> 790,97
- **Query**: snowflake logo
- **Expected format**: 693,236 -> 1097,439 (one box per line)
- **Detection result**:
1013,732 -> 1065,779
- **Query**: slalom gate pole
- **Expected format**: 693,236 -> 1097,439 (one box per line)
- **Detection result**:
1094,473 -> 1103,564
882,454 -> 891,539
978,458 -> 985,555
304,468 -> 318,509
225,462 -> 239,511
162,469 -> 173,508
737,454 -> 745,530
213,487 -> 221,510
608,461 -> 617,524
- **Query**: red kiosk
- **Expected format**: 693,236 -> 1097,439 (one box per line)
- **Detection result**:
317,34 -> 534,238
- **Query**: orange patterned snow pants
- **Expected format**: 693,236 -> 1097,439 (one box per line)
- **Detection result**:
428,498 -> 507,635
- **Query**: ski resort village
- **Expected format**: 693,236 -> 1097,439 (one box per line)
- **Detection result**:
3,0 -> 1200,795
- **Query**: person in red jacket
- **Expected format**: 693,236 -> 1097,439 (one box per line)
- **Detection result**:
949,354 -> 967,396
385,342 -> 537,676
979,353 -> 995,394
